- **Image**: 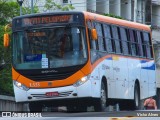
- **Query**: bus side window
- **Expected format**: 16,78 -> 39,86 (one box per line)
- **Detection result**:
87,21 -> 96,50
87,21 -> 99,63
111,25 -> 121,54
137,31 -> 144,57
119,27 -> 129,55
103,24 -> 113,53
92,22 -> 99,51
128,29 -> 138,56
141,32 -> 147,58
143,32 -> 153,59
94,22 -> 105,51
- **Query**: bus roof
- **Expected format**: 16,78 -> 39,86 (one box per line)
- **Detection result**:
12,11 -> 84,20
13,11 -> 150,32
83,11 -> 151,32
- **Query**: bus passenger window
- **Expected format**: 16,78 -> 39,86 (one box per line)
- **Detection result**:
143,32 -> 153,58
137,31 -> 144,57
103,24 -> 113,53
129,29 -> 138,56
111,26 -> 121,54
119,27 -> 129,55
87,21 -> 96,50
94,22 -> 105,51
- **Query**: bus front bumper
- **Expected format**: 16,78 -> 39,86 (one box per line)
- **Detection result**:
13,79 -> 93,102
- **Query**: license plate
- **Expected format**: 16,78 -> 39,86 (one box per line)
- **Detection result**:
45,92 -> 59,97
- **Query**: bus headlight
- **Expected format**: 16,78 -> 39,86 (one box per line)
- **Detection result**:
73,75 -> 90,87
13,80 -> 29,91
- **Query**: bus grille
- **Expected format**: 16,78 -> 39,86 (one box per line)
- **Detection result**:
26,71 -> 75,81
31,91 -> 73,99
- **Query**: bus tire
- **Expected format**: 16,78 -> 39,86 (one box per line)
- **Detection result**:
156,88 -> 160,109
29,102 -> 43,112
132,84 -> 140,110
94,82 -> 106,112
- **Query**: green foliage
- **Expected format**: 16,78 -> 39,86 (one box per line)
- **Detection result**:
0,0 -> 40,96
44,0 -> 75,12
0,63 -> 13,96
22,5 -> 39,14
0,0 -> 17,96
0,1 -> 19,25
103,13 -> 123,19
0,25 -> 13,96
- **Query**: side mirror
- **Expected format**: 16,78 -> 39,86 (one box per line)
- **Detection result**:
4,33 -> 10,47
91,28 -> 98,40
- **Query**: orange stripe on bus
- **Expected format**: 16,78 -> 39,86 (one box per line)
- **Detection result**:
92,54 -> 154,70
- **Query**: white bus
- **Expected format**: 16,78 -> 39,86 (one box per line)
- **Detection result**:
4,11 -> 156,112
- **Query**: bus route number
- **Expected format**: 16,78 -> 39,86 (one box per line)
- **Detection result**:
30,82 -> 40,87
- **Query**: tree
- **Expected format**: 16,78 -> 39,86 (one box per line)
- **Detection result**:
0,0 -> 20,95
22,0 -> 39,15
0,0 -> 19,25
44,0 -> 74,12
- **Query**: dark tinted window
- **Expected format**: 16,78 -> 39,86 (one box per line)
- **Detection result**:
103,24 -> 114,53
111,26 -> 121,54
129,29 -> 138,56
137,31 -> 144,57
143,32 -> 153,58
95,22 -> 105,51
120,27 -> 129,55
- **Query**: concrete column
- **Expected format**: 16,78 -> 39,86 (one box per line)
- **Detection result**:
96,0 -> 109,14
87,0 -> 96,12
137,0 -> 142,23
121,0 -> 132,20
134,0 -> 137,22
109,0 -> 121,16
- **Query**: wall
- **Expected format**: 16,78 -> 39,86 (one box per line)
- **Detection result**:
0,95 -> 29,111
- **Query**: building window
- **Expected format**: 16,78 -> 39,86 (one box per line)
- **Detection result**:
63,0 -> 68,3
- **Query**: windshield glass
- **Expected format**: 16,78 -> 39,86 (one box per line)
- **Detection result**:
12,27 -> 88,70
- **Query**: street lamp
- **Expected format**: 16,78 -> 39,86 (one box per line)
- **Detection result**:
17,0 -> 24,16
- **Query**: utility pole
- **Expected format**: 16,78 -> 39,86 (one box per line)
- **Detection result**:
31,0 -> 34,14
17,0 -> 24,16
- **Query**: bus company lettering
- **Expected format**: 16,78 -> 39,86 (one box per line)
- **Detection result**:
102,64 -> 110,70
23,15 -> 71,25
113,67 -> 120,72
41,70 -> 58,74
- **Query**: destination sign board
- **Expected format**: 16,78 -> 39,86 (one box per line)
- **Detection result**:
23,15 -> 72,26
12,13 -> 84,30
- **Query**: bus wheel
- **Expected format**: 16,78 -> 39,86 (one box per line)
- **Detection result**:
133,84 -> 140,110
29,102 -> 43,112
156,88 -> 160,109
94,82 -> 106,112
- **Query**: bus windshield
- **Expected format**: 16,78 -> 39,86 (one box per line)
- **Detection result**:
12,26 -> 88,70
